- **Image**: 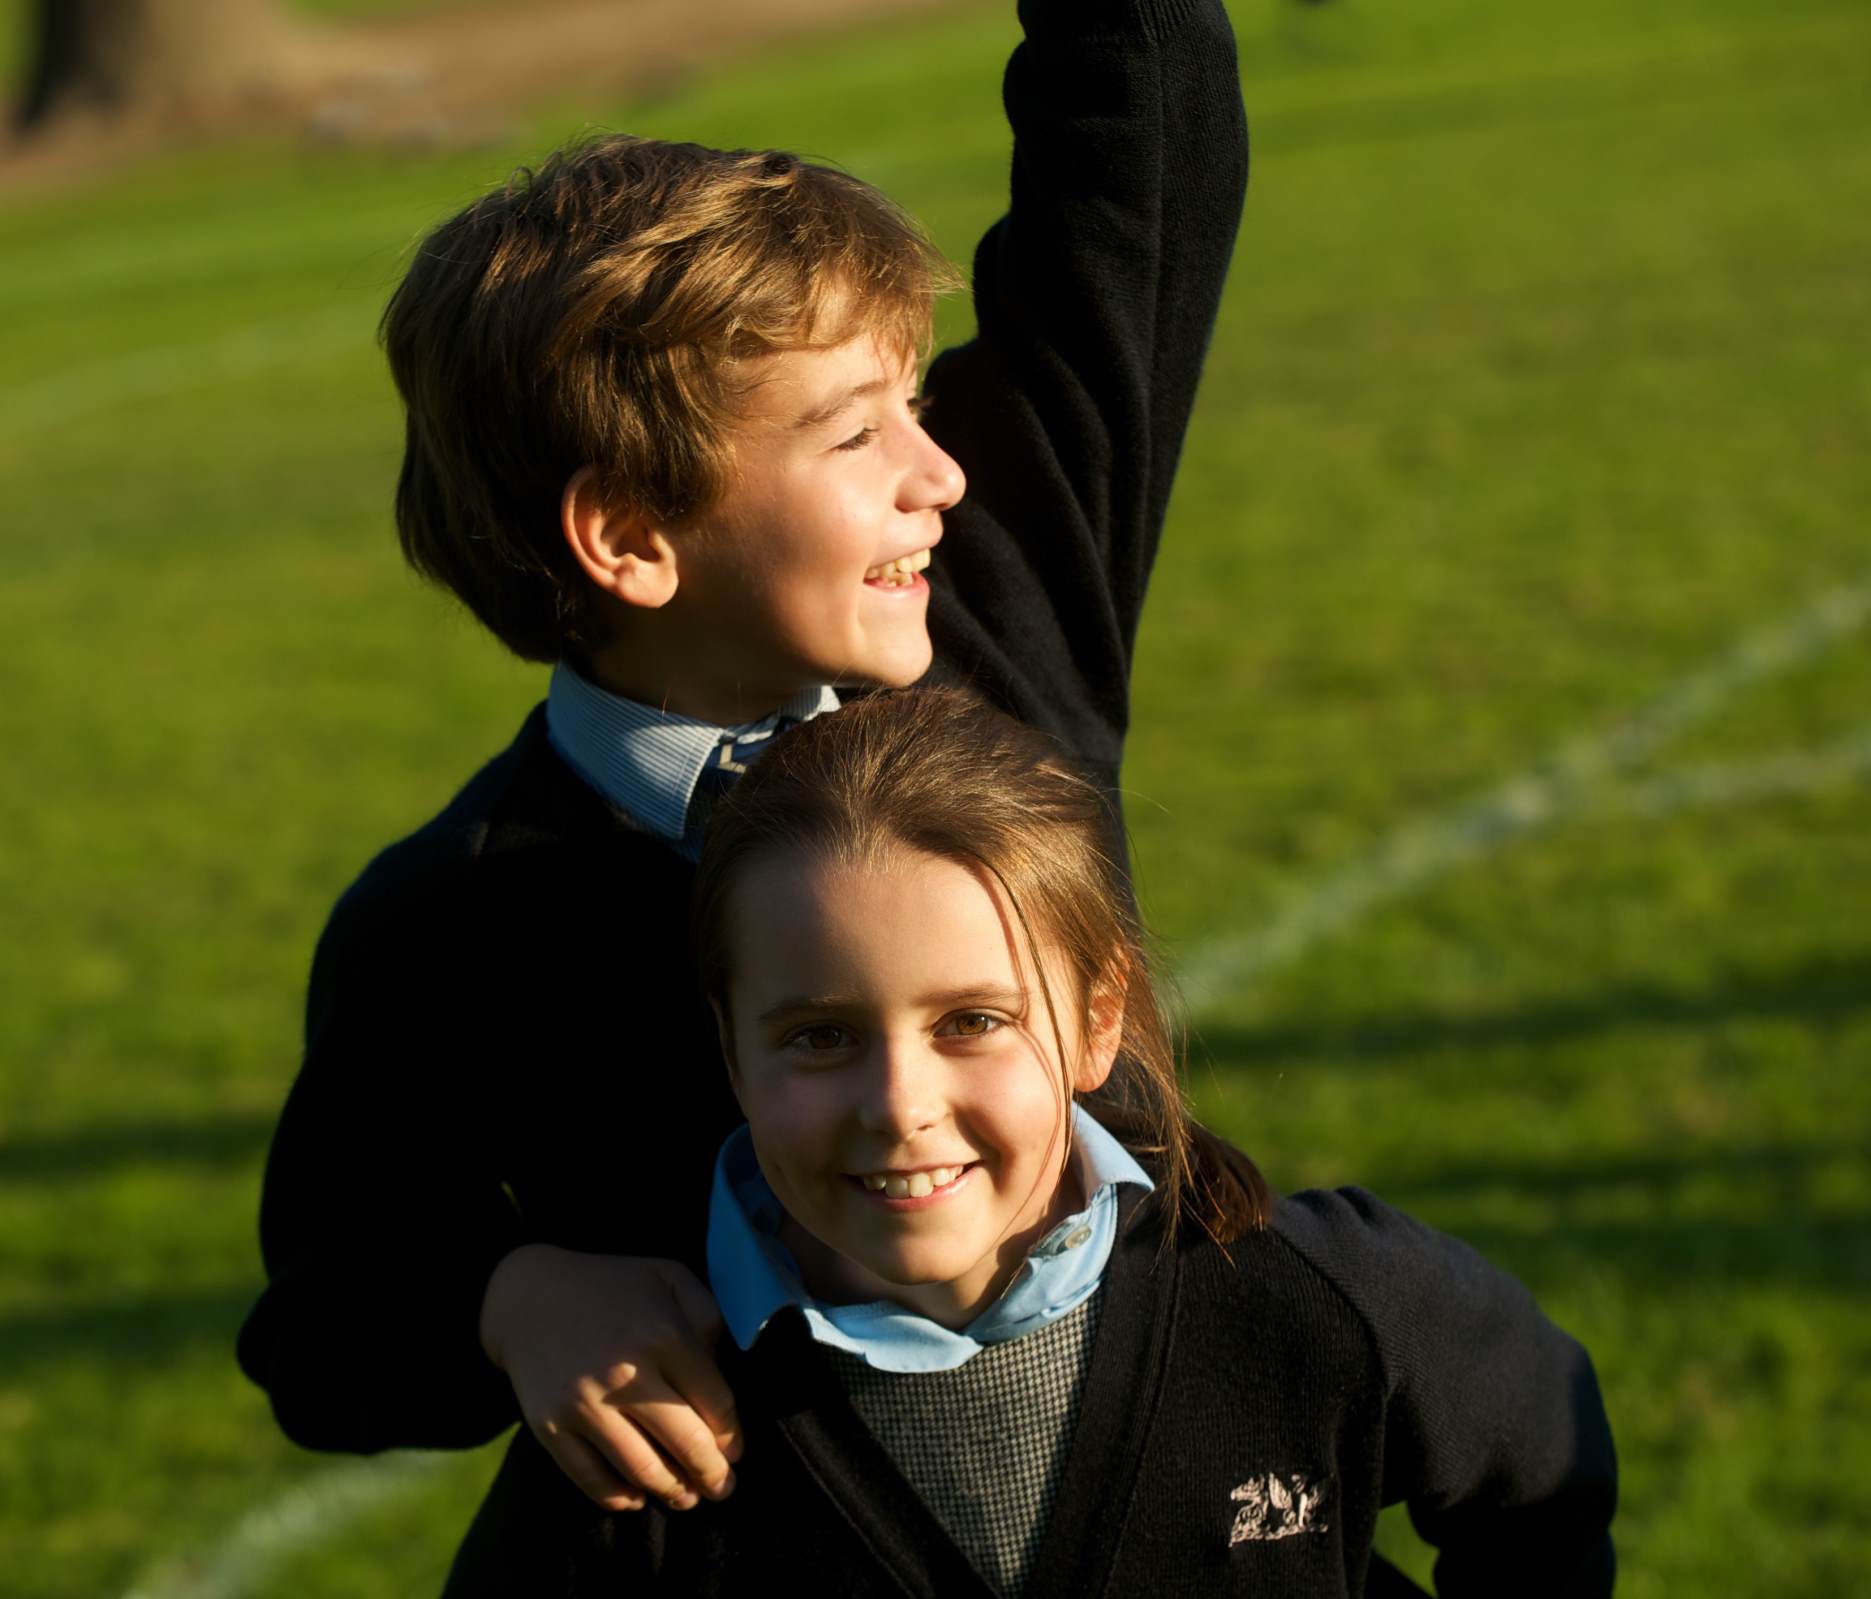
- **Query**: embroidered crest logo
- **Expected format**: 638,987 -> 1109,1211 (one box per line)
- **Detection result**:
1228,1472 -> 1330,1544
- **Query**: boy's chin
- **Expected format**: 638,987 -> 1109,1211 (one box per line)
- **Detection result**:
854,635 -> 934,690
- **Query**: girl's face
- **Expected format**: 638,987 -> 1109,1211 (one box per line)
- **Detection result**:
720,848 -> 1119,1329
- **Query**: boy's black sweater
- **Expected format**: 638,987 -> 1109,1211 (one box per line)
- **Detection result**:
238,0 -> 1249,1454
441,1189 -> 1618,1597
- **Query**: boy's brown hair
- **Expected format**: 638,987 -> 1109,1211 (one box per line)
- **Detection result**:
691,686 -> 1275,1251
382,135 -> 958,663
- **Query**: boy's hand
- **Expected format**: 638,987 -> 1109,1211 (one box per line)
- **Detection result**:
480,1244 -> 741,1512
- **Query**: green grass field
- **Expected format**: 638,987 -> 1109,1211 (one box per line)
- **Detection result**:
3,0 -> 1868,1594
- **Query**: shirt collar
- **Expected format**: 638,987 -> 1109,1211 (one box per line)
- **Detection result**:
544,660 -> 838,845
706,1106 -> 1154,1373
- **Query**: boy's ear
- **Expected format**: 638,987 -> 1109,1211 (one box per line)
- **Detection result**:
561,464 -> 680,611
1073,963 -> 1128,1094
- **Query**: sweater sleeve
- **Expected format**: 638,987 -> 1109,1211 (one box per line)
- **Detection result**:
236,874 -> 527,1452
923,0 -> 1247,774
1275,1188 -> 1618,1599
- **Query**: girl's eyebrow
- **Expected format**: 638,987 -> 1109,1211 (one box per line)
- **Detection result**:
918,986 -> 1026,1012
755,986 -> 1026,1025
756,994 -> 860,1025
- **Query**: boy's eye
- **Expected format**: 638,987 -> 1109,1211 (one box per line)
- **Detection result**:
833,394 -> 927,452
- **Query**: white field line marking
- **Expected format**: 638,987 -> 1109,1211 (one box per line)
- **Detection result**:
121,1452 -> 450,1599
1178,574 -> 1871,1008
0,305 -> 369,440
1578,723 -> 1871,822
122,581 -> 1871,1599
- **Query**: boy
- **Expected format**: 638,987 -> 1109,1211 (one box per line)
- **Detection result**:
239,0 -> 1247,1532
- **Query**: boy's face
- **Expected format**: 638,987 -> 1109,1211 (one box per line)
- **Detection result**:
721,848 -> 1115,1330
666,333 -> 965,717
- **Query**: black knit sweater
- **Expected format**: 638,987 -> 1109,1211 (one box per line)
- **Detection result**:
442,1189 -> 1617,1597
238,0 -> 1250,1455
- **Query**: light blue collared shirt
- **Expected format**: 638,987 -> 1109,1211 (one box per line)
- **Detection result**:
706,1106 -> 1154,1373
545,661 -> 839,855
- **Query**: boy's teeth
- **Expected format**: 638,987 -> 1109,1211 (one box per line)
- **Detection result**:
864,548 -> 932,585
885,1174 -> 910,1198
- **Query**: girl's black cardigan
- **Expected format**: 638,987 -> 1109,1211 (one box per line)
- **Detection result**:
443,1188 -> 1617,1597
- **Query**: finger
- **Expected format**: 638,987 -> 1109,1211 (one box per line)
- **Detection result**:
584,1403 -> 705,1511
658,1259 -> 726,1346
625,1390 -> 738,1502
537,1425 -> 650,1513
660,1337 -> 744,1470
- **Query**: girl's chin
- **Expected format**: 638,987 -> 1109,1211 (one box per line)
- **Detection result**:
781,1219 -> 992,1315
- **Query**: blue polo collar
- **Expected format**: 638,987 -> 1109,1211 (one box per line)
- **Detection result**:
706,1106 -> 1153,1373
545,660 -> 839,848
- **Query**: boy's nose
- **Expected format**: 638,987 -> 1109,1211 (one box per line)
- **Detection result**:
902,430 -> 966,515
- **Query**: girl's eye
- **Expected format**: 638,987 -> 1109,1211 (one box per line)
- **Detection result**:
909,393 -> 934,423
941,1012 -> 1001,1039
787,1022 -> 856,1052
834,426 -> 879,452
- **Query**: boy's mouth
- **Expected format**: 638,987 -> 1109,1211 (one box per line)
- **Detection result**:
863,548 -> 933,588
849,1161 -> 975,1199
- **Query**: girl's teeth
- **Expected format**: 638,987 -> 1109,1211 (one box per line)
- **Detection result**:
862,1164 -> 961,1195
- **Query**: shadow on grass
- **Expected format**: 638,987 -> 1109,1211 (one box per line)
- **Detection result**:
1191,953 -> 1871,1068
0,1282 -> 260,1377
0,1112 -> 275,1185
1351,1142 -> 1871,1296
1363,1141 -> 1869,1199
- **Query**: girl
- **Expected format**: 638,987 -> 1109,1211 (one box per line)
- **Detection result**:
449,688 -> 1616,1598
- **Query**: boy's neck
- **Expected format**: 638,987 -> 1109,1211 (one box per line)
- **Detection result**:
574,639 -> 804,727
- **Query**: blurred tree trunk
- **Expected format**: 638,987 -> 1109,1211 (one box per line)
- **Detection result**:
18,0 -> 313,132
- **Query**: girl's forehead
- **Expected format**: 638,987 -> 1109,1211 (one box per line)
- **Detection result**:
726,848 -> 1032,1000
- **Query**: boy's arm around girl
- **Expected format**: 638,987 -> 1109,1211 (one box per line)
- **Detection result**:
443,1182 -> 1615,1597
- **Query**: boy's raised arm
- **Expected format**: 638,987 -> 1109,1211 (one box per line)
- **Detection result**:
925,0 -> 1248,776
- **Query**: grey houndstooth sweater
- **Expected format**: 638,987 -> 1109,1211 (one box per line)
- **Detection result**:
828,1295 -> 1101,1595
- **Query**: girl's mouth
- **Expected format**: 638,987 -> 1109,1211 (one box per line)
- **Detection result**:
846,1162 -> 976,1205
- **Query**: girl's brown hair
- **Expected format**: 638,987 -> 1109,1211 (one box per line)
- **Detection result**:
691,687 -> 1272,1249
383,135 -> 959,664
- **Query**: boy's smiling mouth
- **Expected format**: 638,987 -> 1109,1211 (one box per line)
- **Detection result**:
863,546 -> 934,588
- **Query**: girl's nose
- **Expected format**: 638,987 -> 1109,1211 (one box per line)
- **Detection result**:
856,1042 -> 944,1140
